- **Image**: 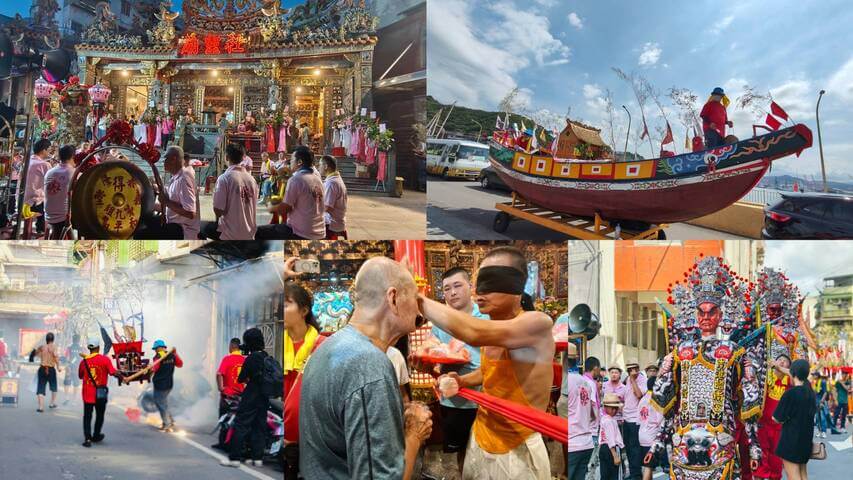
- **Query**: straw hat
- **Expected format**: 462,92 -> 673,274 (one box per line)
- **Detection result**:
602,393 -> 624,408
567,342 -> 579,358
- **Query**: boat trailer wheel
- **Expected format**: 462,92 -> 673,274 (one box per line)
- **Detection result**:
493,211 -> 511,233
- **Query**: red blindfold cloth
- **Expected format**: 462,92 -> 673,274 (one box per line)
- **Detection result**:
457,387 -> 568,445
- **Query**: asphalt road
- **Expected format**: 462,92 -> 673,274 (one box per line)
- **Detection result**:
0,365 -> 280,480
427,178 -> 747,240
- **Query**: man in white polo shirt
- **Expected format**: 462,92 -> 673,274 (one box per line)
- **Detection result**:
43,144 -> 76,239
321,155 -> 347,239
202,143 -> 258,240
280,146 -> 324,239
23,138 -> 52,235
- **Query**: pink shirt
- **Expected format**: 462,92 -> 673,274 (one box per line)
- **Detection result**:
638,393 -> 663,447
240,155 -> 253,172
213,165 -> 258,240
623,374 -> 647,423
43,163 -> 74,224
566,373 -> 595,452
323,174 -> 347,233
284,169 -> 325,239
599,412 -> 624,449
161,118 -> 174,135
583,373 -> 601,432
603,380 -> 627,422
24,155 -> 50,206
166,167 -> 199,240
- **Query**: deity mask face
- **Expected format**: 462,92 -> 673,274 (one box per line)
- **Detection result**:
718,314 -> 736,336
766,304 -> 783,321
697,302 -> 721,335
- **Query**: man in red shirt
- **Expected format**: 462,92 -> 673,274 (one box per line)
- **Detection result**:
216,338 -> 246,411
212,338 -> 245,449
78,336 -> 122,447
699,87 -> 733,149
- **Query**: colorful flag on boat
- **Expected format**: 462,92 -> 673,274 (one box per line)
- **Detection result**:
496,116 -> 505,130
765,113 -> 782,131
770,102 -> 789,121
640,118 -> 649,139
661,122 -> 674,145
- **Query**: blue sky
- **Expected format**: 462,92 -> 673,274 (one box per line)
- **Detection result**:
428,0 -> 853,179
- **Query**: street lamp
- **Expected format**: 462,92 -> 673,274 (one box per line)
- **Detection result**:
622,105 -> 631,158
816,90 -> 828,192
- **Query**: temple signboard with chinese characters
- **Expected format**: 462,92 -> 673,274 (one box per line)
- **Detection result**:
177,32 -> 249,57
74,0 -> 380,174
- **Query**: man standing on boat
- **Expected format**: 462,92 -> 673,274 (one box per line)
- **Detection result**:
700,87 -> 733,149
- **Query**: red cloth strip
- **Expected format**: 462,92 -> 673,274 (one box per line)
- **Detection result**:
456,388 -> 567,445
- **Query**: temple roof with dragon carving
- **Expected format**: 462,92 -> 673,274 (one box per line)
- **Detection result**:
76,0 -> 379,56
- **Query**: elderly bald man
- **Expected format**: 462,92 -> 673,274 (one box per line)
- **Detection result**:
135,146 -> 198,239
299,257 -> 433,480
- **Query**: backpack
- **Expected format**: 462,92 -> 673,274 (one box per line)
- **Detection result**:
261,354 -> 284,398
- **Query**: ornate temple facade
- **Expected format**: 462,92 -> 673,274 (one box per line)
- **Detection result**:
75,0 -> 378,142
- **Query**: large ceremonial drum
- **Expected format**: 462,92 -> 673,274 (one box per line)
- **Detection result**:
71,161 -> 155,239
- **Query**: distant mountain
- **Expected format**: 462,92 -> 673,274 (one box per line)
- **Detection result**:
759,174 -> 853,193
426,96 -> 536,139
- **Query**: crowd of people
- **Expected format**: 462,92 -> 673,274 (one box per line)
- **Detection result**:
561,354 -> 852,480
6,129 -> 349,240
283,248 -> 563,480
22,328 -> 283,467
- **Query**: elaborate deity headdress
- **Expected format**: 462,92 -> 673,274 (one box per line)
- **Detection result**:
756,267 -> 801,327
666,255 -> 746,345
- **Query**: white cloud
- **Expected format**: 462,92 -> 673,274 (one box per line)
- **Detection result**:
708,15 -> 735,35
583,83 -> 602,99
638,42 -> 662,66
568,12 -> 583,29
827,55 -> 853,104
427,0 -> 571,110
764,241 -> 853,296
769,79 -> 814,120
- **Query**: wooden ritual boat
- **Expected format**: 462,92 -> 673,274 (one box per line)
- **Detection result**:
488,123 -> 813,225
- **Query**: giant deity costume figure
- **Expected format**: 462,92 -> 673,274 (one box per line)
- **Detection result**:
751,268 -> 805,480
648,256 -> 764,480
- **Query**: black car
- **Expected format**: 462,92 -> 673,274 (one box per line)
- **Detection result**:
477,166 -> 511,191
762,192 -> 853,239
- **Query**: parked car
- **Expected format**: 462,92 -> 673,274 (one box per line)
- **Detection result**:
477,166 -> 511,191
762,192 -> 853,239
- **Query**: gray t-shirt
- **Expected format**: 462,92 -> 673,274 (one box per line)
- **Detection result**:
299,325 -> 405,479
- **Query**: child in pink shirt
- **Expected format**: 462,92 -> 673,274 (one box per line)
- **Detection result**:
599,393 -> 624,480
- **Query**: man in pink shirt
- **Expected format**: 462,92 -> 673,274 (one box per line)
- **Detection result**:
603,366 -> 627,423
280,146 -> 325,239
202,143 -> 258,240
23,138 -> 52,234
638,376 -> 664,480
622,362 -> 647,480
565,345 -> 596,480
43,145 -> 76,239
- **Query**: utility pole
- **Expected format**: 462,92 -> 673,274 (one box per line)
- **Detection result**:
816,90 -> 828,192
622,105 -> 631,158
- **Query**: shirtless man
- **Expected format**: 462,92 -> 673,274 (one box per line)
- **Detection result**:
418,246 -> 554,480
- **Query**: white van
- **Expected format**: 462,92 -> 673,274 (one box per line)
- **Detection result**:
426,138 -> 490,180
